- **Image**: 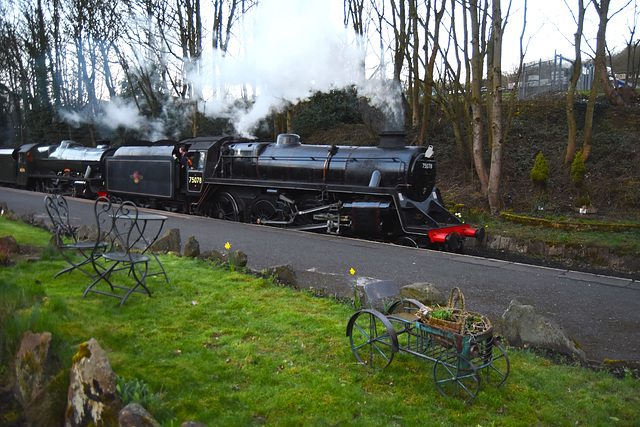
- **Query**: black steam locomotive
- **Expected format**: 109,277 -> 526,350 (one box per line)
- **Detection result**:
0,133 -> 483,250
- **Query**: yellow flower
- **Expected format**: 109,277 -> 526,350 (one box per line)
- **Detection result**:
225,242 -> 231,250
350,268 -> 355,275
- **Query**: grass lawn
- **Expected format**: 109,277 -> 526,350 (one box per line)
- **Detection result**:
1,217 -> 639,426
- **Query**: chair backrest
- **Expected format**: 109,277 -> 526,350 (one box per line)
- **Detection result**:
94,196 -> 114,246
96,199 -> 141,256
362,280 -> 401,310
44,195 -> 76,244
364,280 -> 400,301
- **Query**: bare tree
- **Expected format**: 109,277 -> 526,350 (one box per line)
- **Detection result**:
583,0 -> 631,160
486,0 -> 505,215
468,0 -> 490,194
564,0 -> 586,166
417,0 -> 446,145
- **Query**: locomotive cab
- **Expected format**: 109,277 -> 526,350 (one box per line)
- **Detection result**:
16,143 -> 43,187
179,136 -> 235,194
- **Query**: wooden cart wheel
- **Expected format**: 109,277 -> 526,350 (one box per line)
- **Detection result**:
346,309 -> 398,370
433,354 -> 480,403
483,340 -> 510,386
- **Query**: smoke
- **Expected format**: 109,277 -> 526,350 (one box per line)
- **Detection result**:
59,0 -> 405,142
194,0 -> 404,137
60,98 -> 169,141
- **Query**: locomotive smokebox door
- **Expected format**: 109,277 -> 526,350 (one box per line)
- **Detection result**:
187,170 -> 203,193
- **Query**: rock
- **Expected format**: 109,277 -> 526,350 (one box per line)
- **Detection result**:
181,422 -> 208,427
24,370 -> 69,427
0,235 -> 20,254
265,265 -> 299,288
230,250 -> 248,268
198,249 -> 225,262
65,338 -> 122,427
119,403 -> 160,427
399,283 -> 446,307
150,228 -> 181,254
501,300 -> 587,363
183,236 -> 200,258
75,224 -> 101,242
13,331 -> 60,408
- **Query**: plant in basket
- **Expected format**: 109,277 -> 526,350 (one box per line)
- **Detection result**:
427,307 -> 464,333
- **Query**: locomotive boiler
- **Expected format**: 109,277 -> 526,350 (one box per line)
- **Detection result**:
184,132 -> 484,250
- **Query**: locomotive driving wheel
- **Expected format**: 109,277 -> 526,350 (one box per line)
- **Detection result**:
209,192 -> 240,221
250,197 -> 282,224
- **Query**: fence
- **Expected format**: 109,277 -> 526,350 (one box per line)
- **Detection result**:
518,52 -> 594,99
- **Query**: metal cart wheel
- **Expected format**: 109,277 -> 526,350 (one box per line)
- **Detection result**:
433,354 -> 481,403
387,298 -> 424,317
387,299 -> 424,348
346,309 -> 398,370
483,340 -> 510,386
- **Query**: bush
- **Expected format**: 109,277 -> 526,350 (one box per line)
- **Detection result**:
292,88 -> 361,138
571,150 -> 586,188
530,151 -> 549,187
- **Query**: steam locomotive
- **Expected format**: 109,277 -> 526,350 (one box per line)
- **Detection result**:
0,132 -> 483,250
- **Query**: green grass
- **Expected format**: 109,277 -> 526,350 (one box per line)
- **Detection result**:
1,219 -> 639,425
0,216 -> 52,246
468,213 -> 640,256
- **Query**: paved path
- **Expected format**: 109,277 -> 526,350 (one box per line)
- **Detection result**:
2,187 -> 639,362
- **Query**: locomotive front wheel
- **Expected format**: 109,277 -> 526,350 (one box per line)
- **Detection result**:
433,354 -> 480,403
483,341 -> 510,386
210,192 -> 240,221
346,310 -> 398,370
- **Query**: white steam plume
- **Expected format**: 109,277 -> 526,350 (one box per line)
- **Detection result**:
194,0 -> 403,137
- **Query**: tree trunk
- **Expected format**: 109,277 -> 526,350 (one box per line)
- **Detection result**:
583,0 -> 611,161
487,0 -> 503,215
564,0 -> 586,166
469,0 -> 489,194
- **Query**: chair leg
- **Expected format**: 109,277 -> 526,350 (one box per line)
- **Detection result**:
83,262 -> 119,298
119,261 -> 151,306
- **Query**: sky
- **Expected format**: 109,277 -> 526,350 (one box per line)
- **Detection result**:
502,0 -> 635,70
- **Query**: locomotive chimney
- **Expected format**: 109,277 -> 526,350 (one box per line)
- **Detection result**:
378,131 -> 406,148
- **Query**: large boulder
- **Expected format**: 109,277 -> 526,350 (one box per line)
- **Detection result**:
399,283 -> 446,307
65,338 -> 122,426
13,331 -> 68,427
501,300 -> 587,363
14,331 -> 60,407
183,236 -> 200,258
150,228 -> 181,254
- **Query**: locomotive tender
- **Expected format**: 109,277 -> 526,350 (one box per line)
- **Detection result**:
0,133 -> 483,250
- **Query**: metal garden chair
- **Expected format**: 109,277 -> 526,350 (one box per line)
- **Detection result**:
44,195 -> 107,278
83,198 -> 152,306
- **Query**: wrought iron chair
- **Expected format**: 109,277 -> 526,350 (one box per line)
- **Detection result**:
83,198 -> 151,306
44,195 -> 107,278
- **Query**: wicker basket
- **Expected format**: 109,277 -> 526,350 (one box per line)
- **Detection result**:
427,315 -> 464,334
